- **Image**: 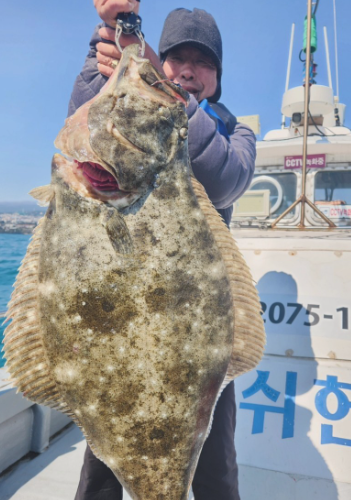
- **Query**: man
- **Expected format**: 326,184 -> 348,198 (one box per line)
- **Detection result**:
70,2 -> 256,499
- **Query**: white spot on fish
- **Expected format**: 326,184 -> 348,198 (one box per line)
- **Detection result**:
82,359 -> 88,365
111,418 -> 117,424
38,281 -> 57,295
89,405 -> 97,413
185,303 -> 190,308
198,369 -> 203,374
142,456 -> 148,461
82,288 -> 88,293
107,365 -> 115,372
73,315 -> 82,323
101,338 -> 107,344
109,458 -> 115,465
51,317 -> 56,324
54,363 -> 79,383
99,377 -> 106,383
117,436 -> 123,442
119,347 -> 125,353
82,302 -> 86,306
75,409 -> 81,416
138,411 -> 144,417
128,475 -> 134,480
184,345 -> 190,351
59,303 -> 65,311
37,363 -> 45,371
214,348 -> 219,354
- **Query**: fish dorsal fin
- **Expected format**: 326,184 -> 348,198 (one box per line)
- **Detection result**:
3,218 -> 73,416
29,185 -> 55,206
190,176 -> 266,379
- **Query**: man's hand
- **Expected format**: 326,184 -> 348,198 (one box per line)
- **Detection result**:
94,0 -> 140,27
97,27 -> 138,77
97,27 -> 165,78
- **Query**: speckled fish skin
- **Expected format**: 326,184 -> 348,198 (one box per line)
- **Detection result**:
3,45 -> 265,500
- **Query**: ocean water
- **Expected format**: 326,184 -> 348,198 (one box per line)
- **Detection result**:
0,234 -> 31,368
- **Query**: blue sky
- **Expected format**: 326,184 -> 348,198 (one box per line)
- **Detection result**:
0,0 -> 350,201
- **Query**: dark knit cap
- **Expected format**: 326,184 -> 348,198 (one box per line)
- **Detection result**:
159,8 -> 223,102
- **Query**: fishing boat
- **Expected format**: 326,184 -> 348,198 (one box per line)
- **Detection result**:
232,2 -> 351,498
0,1 -> 350,499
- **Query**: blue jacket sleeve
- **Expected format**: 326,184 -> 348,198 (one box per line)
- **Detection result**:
186,95 -> 256,210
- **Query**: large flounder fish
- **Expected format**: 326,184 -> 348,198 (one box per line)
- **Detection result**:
3,45 -> 265,499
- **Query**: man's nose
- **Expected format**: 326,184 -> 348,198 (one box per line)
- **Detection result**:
180,63 -> 195,80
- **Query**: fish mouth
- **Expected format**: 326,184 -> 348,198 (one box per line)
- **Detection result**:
55,158 -> 141,209
73,160 -> 137,201
76,161 -> 121,193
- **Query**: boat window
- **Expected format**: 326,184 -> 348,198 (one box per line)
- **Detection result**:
248,173 -> 297,217
314,171 -> 351,222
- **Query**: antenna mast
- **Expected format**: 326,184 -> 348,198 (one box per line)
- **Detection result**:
272,0 -> 335,229
333,0 -> 340,99
281,24 -> 295,129
323,27 -> 333,89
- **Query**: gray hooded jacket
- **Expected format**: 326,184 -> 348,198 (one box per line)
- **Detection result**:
67,24 -> 256,226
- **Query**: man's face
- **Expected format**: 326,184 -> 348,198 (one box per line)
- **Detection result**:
162,45 -> 217,102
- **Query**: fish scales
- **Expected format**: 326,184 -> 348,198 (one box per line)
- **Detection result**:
3,45 -> 265,500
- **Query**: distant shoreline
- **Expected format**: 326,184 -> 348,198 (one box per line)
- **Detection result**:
0,229 -> 34,235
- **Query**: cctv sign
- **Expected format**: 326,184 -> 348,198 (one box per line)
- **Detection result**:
284,154 -> 326,169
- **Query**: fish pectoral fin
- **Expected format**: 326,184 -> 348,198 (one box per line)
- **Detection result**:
103,210 -> 134,254
29,185 -> 55,207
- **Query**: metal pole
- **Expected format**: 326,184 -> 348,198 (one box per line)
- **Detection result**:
285,24 -> 295,92
281,24 -> 296,129
333,0 -> 340,99
299,0 -> 313,227
271,0 -> 336,229
323,27 -> 333,89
